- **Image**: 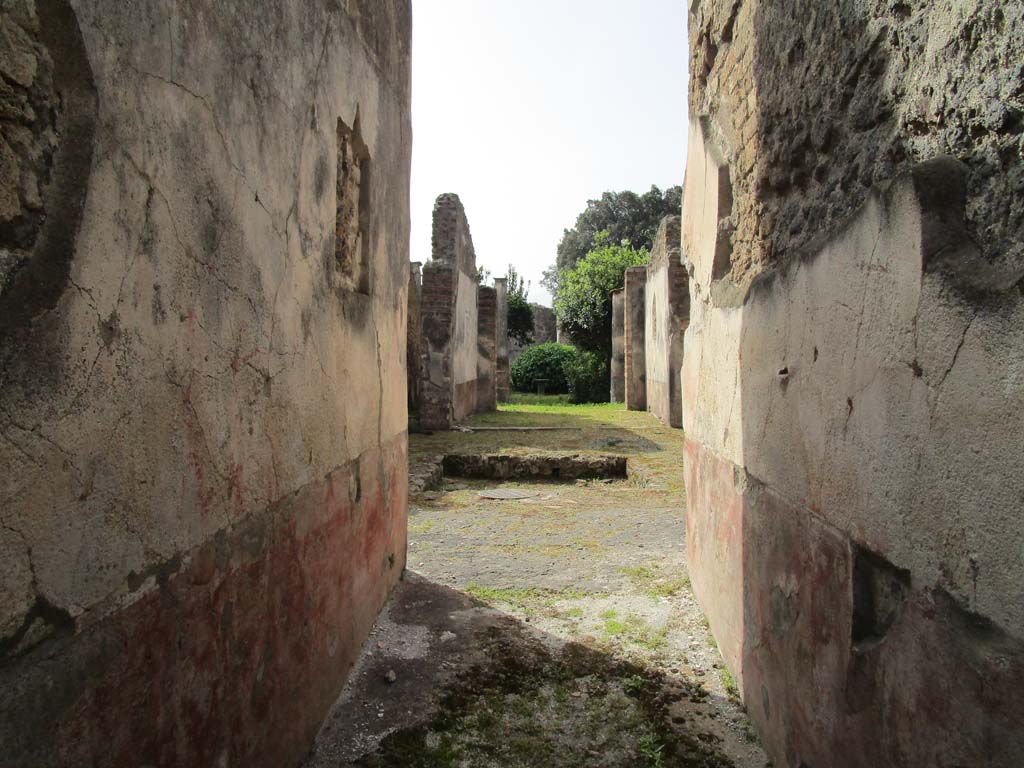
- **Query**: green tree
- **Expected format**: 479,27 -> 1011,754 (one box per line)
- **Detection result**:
505,265 -> 534,346
555,185 -> 681,275
553,234 -> 648,354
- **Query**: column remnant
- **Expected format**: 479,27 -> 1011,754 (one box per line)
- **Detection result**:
624,266 -> 647,411
610,288 -> 625,403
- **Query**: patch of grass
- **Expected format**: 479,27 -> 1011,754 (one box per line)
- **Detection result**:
645,577 -> 690,598
499,398 -> 624,416
408,518 -> 434,534
465,584 -> 594,616
638,732 -> 666,768
506,392 -> 572,406
564,607 -> 584,619
465,584 -> 540,610
719,668 -> 740,699
603,618 -> 627,637
599,614 -> 668,651
620,565 -> 691,599
620,565 -> 657,582
628,619 -> 668,652
600,608 -> 619,620
623,674 -> 647,694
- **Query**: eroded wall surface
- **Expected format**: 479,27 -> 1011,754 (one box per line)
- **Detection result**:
0,0 -> 411,765
493,277 -> 509,402
683,1 -> 1024,766
610,289 -> 625,403
644,216 -> 687,427
419,193 -> 480,428
476,285 -> 497,412
624,266 -> 647,411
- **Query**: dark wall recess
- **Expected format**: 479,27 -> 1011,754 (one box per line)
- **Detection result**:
335,115 -> 371,295
850,543 -> 910,649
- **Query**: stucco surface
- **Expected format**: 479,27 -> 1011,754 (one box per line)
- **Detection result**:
610,289 -> 624,403
623,266 -> 646,411
0,0 -> 411,764
453,271 -> 478,387
644,217 -> 687,428
682,149 -> 1024,766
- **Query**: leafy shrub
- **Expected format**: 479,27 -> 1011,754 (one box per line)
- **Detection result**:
553,234 -> 648,354
510,343 -> 576,393
563,348 -> 609,404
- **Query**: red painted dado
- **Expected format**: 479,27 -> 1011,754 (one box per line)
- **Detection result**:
683,437 -> 745,680
684,436 -> 1024,767
13,436 -> 407,768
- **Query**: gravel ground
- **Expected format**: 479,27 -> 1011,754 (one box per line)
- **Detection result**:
307,402 -> 769,768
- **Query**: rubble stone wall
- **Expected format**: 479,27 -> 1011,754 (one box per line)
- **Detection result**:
683,1 -> 1024,765
419,193 -> 480,429
0,1 -> 411,766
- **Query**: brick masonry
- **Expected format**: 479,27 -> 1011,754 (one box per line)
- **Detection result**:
415,193 -> 495,429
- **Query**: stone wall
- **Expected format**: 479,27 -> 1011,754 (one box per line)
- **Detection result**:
419,193 -> 481,429
623,267 -> 647,411
493,277 -> 509,402
610,288 -> 625,402
476,285 -> 497,412
644,216 -> 687,427
0,1 -> 411,766
683,1 -> 1024,766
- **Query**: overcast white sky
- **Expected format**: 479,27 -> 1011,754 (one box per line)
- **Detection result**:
410,0 -> 689,306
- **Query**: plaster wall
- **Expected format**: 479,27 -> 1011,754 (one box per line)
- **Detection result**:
683,151 -> 1024,767
494,277 -> 509,402
683,1 -> 1024,763
644,216 -> 687,427
453,271 -> 478,386
476,284 -> 497,412
610,289 -> 625,403
624,267 -> 646,411
0,0 -> 411,765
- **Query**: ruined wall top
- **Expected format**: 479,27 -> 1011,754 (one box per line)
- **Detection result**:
430,192 -> 477,277
648,216 -> 682,268
689,0 -> 1023,287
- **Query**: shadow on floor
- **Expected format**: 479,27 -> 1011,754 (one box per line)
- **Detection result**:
305,573 -> 745,768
